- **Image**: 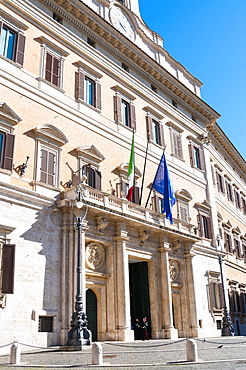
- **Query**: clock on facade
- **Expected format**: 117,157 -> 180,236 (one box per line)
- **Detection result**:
110,7 -> 135,41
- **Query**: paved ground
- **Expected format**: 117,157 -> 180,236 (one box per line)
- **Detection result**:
1,337 -> 246,369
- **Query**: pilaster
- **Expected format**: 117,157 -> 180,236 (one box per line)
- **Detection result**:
114,223 -> 134,341
158,240 -> 178,339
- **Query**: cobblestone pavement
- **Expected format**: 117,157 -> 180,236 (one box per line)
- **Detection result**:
1,337 -> 246,369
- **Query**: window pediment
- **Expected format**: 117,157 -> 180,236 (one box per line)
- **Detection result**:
34,124 -> 68,146
194,200 -> 211,211
175,189 -> 192,201
76,145 -> 105,165
34,36 -> 69,57
222,220 -> 233,229
111,85 -> 136,101
73,61 -> 103,79
115,162 -> 141,179
0,103 -> 22,127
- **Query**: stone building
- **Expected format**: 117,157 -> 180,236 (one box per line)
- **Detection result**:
0,0 -> 245,350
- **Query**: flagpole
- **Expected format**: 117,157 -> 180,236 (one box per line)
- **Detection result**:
139,139 -> 149,206
145,147 -> 166,208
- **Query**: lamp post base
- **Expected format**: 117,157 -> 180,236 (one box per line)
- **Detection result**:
221,309 -> 235,336
67,326 -> 91,348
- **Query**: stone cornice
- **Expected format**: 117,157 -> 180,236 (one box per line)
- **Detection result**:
207,122 -> 246,176
42,0 -> 220,123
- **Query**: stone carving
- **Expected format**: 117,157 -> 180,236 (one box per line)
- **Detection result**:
139,230 -> 149,244
97,217 -> 108,233
85,242 -> 104,270
169,259 -> 179,281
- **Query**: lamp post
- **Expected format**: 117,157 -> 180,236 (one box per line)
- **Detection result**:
67,184 -> 91,349
216,235 -> 234,336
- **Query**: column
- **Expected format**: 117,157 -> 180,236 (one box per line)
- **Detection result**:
184,244 -> 199,338
158,240 -> 178,339
114,223 -> 134,341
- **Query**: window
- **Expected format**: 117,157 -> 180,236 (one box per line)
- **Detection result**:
75,145 -> 105,191
114,91 -> 136,129
1,132 -> 15,172
224,230 -> 232,253
122,63 -> 129,72
146,115 -> 164,146
225,179 -> 234,202
189,142 -> 205,170
40,146 -> 57,186
234,238 -> 241,258
151,85 -> 157,93
215,170 -> 225,193
33,124 -> 67,191
82,164 -> 101,190
234,190 -> 241,209
75,65 -> 102,109
0,19 -> 26,66
195,201 -> 212,239
207,271 -> 223,315
171,128 -> 183,158
172,100 -> 177,108
45,52 -> 60,87
38,316 -> 54,332
87,37 -> 96,47
152,194 -> 164,213
1,243 -> 15,294
175,189 -> 192,223
35,36 -> 69,90
241,196 -> 246,215
85,76 -> 95,105
53,13 -> 62,24
115,162 -> 141,204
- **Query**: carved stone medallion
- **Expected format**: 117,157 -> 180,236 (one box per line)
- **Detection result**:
85,242 -> 105,270
169,259 -> 179,282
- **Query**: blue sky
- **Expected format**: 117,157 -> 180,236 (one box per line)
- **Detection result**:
139,0 -> 246,160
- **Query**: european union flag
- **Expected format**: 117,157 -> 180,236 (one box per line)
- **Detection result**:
152,153 -> 176,223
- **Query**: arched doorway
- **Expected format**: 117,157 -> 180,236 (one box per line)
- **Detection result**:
86,289 -> 97,341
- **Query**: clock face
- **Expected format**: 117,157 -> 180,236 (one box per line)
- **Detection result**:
110,7 -> 135,41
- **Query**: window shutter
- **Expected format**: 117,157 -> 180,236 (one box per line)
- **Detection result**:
2,244 -> 15,294
208,282 -> 216,310
47,152 -> 55,186
206,217 -> 212,239
2,133 -> 15,171
130,103 -> 136,130
95,81 -> 101,110
197,213 -> 202,237
75,71 -> 84,100
52,56 -> 60,87
0,22 -> 2,35
177,133 -> 183,158
199,147 -> 205,171
132,186 -> 139,205
40,149 -> 48,184
146,116 -> 153,141
180,205 -> 188,223
211,165 -> 216,186
45,52 -> 53,83
188,143 -> 195,167
94,170 -> 102,190
114,94 -> 122,123
159,124 -> 165,147
15,33 -> 26,66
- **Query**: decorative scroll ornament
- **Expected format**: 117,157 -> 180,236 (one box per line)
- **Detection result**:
85,242 -> 105,270
169,259 -> 179,281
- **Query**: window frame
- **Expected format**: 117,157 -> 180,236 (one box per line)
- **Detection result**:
146,114 -> 165,147
113,86 -> 136,130
188,140 -> 205,171
74,63 -> 102,110
168,124 -> 183,159
35,36 -> 69,91
0,12 -> 27,67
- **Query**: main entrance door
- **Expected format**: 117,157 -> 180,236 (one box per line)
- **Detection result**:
86,289 -> 97,342
129,261 -> 151,337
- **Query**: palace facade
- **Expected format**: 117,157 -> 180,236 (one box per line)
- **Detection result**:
0,0 -> 245,350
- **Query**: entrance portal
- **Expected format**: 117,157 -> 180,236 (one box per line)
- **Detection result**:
129,261 -> 151,338
86,289 -> 97,341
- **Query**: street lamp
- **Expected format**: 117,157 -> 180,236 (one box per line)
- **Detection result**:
216,235 -> 235,336
67,183 -> 91,349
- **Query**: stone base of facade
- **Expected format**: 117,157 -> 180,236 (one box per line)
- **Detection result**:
117,328 -> 135,342
163,326 -> 179,340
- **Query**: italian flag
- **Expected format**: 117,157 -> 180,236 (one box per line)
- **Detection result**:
126,132 -> 134,201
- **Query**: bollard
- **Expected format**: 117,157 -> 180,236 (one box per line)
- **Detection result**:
186,338 -> 198,362
10,342 -> 21,365
92,342 -> 103,365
